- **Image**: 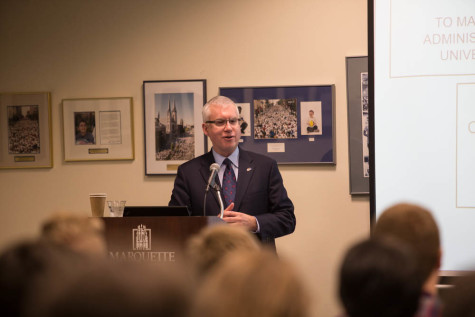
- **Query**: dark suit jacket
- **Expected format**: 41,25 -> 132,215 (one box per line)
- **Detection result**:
169,148 -> 296,249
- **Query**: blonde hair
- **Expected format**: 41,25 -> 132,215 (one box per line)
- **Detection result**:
186,225 -> 260,277
41,212 -> 106,256
192,250 -> 310,317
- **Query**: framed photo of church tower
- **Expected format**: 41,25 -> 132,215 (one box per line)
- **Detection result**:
143,80 -> 207,175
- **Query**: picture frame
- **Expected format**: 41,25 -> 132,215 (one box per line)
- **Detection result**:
219,85 -> 335,164
0,92 -> 53,169
143,80 -> 207,175
62,97 -> 135,161
346,56 -> 369,194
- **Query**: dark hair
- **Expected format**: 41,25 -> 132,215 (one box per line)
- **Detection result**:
339,238 -> 422,317
41,262 -> 191,317
25,259 -> 192,317
0,240 -> 85,317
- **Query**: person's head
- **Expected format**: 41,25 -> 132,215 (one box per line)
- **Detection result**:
339,237 -> 422,317
191,250 -> 310,317
373,203 -> 441,285
41,212 -> 107,257
309,110 -> 314,117
443,273 -> 475,317
202,96 -> 241,157
28,260 -> 192,317
0,239 -> 87,317
78,120 -> 87,135
185,225 -> 260,278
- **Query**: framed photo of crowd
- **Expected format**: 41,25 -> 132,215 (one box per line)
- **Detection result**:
346,56 -> 369,194
219,85 -> 335,164
0,92 -> 53,169
143,79 -> 207,175
62,97 -> 135,162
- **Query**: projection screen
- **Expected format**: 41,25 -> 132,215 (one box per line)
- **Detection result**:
370,0 -> 475,274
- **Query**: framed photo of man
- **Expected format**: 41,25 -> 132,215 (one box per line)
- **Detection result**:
0,92 -> 53,169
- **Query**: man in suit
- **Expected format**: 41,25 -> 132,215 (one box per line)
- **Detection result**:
169,96 -> 295,249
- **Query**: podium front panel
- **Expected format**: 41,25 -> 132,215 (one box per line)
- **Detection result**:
102,216 -> 224,263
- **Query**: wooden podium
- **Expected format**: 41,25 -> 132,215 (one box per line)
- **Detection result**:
102,216 -> 224,263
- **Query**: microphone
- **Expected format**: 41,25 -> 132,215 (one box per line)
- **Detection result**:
203,163 -> 224,218
206,163 -> 220,192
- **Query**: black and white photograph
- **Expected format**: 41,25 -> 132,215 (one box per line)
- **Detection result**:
7,105 -> 40,154
300,101 -> 323,136
74,111 -> 96,145
236,103 -> 251,136
154,93 -> 194,161
253,98 -> 297,139
361,72 -> 369,177
361,72 -> 368,112
346,56 -> 369,194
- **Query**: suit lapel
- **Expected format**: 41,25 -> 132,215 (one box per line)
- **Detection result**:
234,149 -> 255,211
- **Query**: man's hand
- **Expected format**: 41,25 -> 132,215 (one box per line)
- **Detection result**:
220,203 -> 258,232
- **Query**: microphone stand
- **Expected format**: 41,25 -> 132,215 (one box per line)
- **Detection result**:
212,183 -> 224,219
203,181 -> 224,219
203,189 -> 209,217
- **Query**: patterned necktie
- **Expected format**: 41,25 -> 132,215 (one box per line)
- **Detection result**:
222,158 -> 236,208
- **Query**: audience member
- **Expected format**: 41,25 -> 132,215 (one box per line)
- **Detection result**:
185,225 -> 261,278
0,239 -> 88,317
443,273 -> 475,317
338,237 -> 423,317
28,260 -> 192,317
191,250 -> 310,317
41,211 -> 107,257
373,203 -> 442,316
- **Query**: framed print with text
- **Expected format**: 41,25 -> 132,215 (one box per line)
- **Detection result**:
143,80 -> 207,175
346,56 -> 369,194
219,85 -> 335,164
0,92 -> 53,169
62,97 -> 134,161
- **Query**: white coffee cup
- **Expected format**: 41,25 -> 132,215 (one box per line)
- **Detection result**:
90,193 -> 107,217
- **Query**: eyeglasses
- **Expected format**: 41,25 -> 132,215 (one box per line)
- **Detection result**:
205,118 -> 242,127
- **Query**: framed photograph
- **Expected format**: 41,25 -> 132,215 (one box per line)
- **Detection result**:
0,92 -> 53,169
143,80 -> 207,175
219,85 -> 335,164
62,97 -> 134,161
346,56 -> 369,194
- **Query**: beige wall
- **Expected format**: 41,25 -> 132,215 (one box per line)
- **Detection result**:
0,0 -> 370,316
